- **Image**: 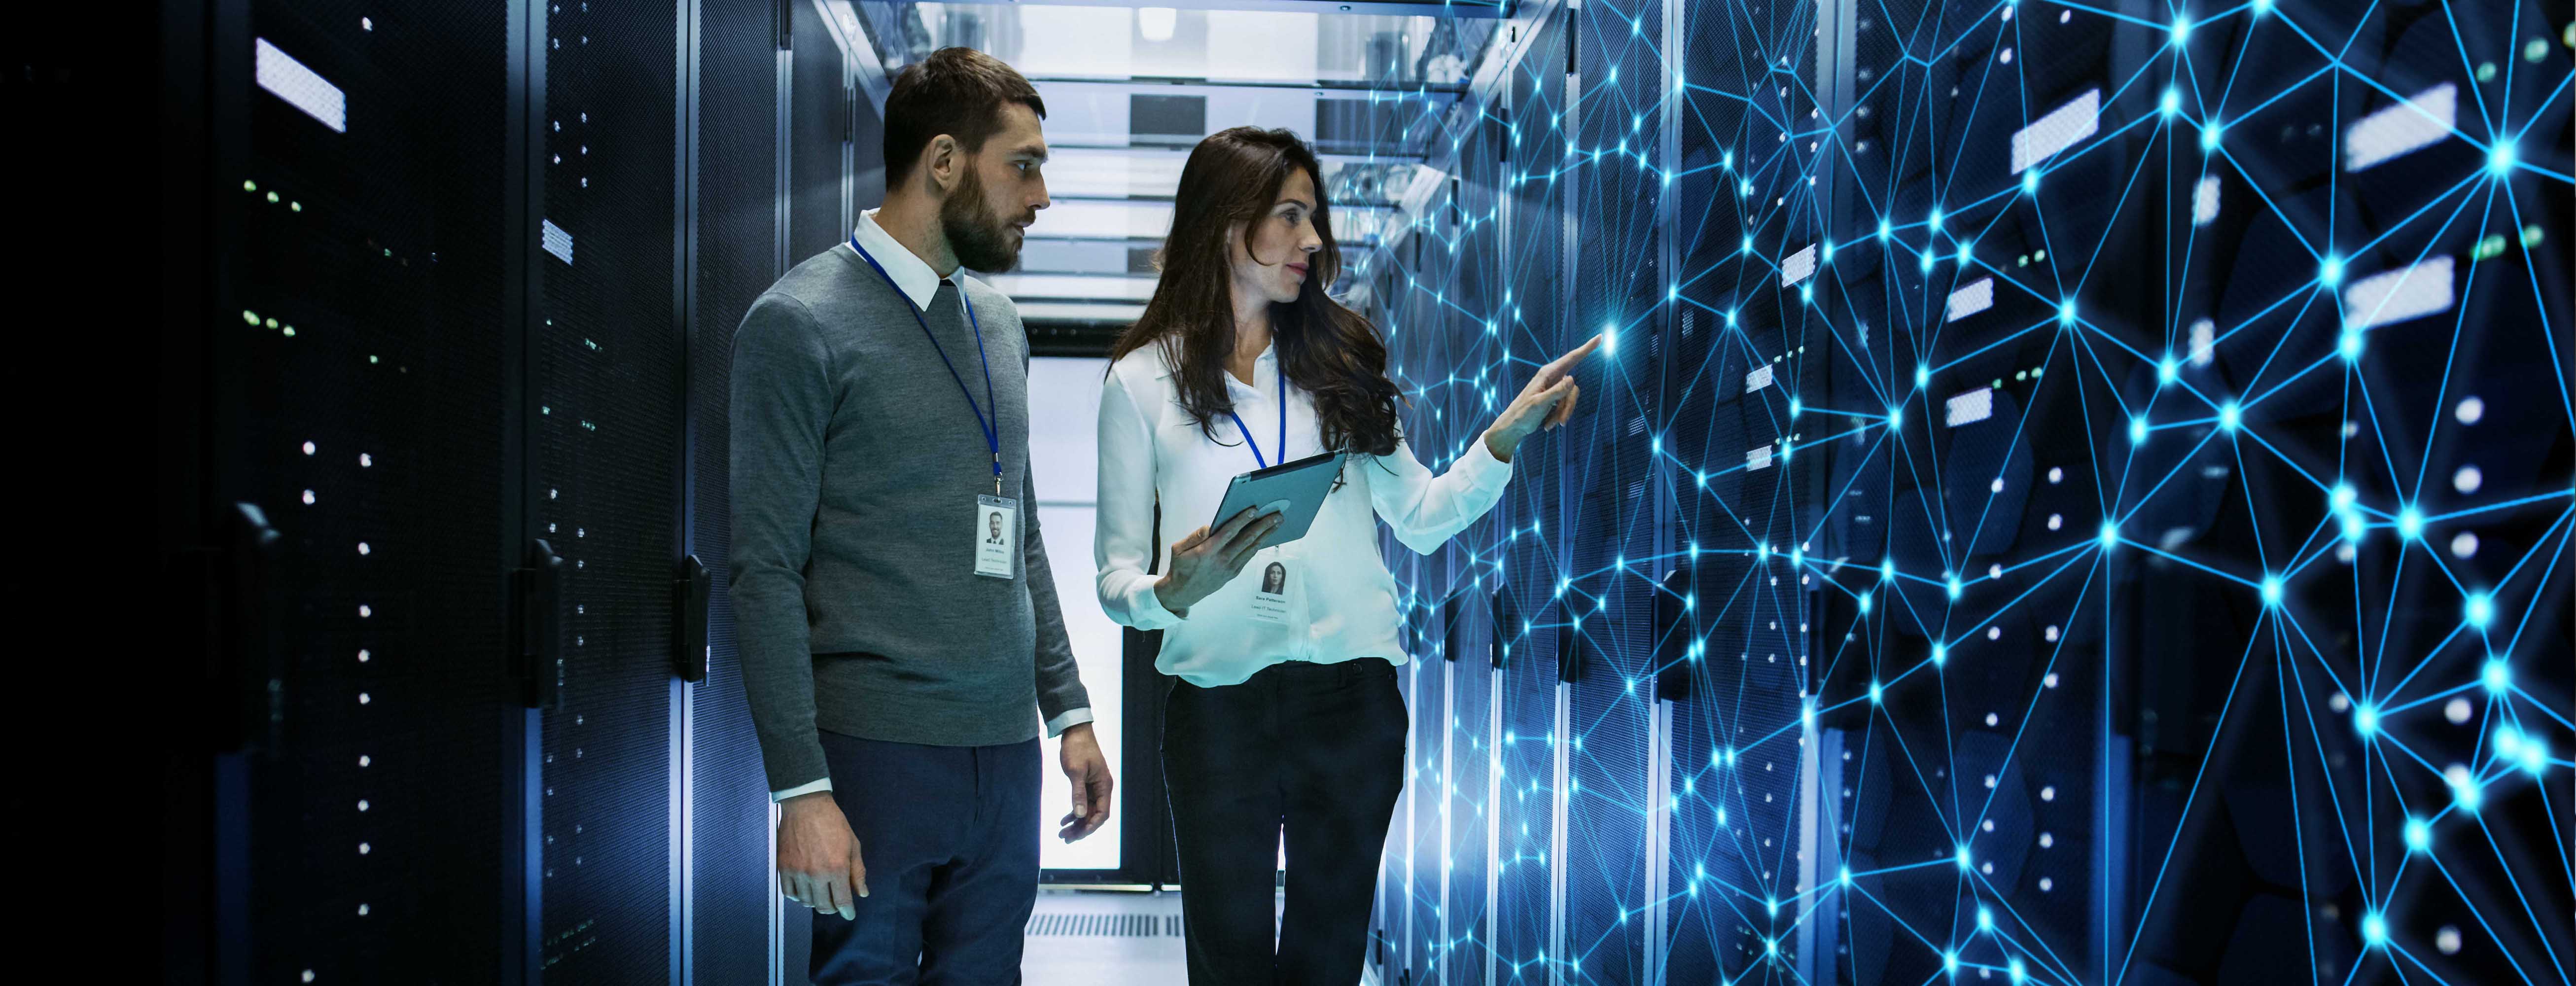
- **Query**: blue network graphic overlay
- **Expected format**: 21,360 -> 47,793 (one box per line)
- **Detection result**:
1354,1 -> 2572,984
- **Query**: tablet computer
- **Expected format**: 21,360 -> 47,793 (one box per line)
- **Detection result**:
1208,451 -> 1342,549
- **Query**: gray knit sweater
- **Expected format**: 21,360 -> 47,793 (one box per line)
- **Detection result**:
727,243 -> 1089,793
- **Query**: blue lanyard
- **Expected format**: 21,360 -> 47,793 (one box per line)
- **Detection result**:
1224,356 -> 1287,469
848,234 -> 1004,494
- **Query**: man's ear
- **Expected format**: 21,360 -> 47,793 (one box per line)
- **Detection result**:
922,134 -> 962,195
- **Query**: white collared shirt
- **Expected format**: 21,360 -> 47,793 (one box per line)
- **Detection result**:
1094,340 -> 1516,687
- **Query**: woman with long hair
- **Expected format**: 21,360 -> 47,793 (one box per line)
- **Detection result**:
1093,126 -> 1598,983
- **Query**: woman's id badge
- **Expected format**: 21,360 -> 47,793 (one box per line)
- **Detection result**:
1249,558 -> 1290,625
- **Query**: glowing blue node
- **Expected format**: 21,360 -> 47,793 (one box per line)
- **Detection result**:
2403,816 -> 2431,853
2160,88 -> 2181,116
2260,575 -> 2283,607
2201,121 -> 2223,152
1933,642 -> 1948,666
1916,364 -> 1931,388
1929,207 -> 1943,231
1881,559 -> 1896,581
1858,593 -> 1872,615
2217,401 -> 2241,432
2362,912 -> 2387,947
2340,327 -> 2365,361
1765,938 -> 1778,957
1800,284 -> 1814,304
1890,407 -> 1906,429
2320,254 -> 2344,286
1945,574 -> 1962,599
1977,907 -> 1993,930
2354,703 -> 2380,737
1743,235 -> 1755,254
1920,251 -> 1936,273
1877,219 -> 1892,241
1944,951 -> 1960,973
2483,659 -> 2511,694
1957,241 -> 1974,265
1603,323 -> 1618,354
1869,680 -> 1882,703
1790,397 -> 1802,418
2023,169 -> 2040,195
2129,417 -> 2149,445
2099,520 -> 2120,550
2453,771 -> 2484,811
1823,240 -> 1836,261
2397,505 -> 2424,540
1766,897 -> 1778,917
2465,591 -> 2493,628
2331,483 -> 2356,509
1840,866 -> 1852,885
2010,958 -> 2026,984
2059,299 -> 2078,326
2171,17 -> 2191,44
2489,141 -> 2516,176
2253,0 -> 2272,13
2158,356 -> 2178,384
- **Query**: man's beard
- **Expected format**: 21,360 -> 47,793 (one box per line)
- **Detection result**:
943,168 -> 1024,272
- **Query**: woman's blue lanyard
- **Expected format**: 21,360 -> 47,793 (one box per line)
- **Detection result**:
1224,357 -> 1287,469
848,234 -> 1004,495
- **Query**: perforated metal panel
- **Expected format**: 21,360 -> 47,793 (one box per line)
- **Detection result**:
688,0 -> 781,981
219,1 -> 517,980
533,0 -> 682,979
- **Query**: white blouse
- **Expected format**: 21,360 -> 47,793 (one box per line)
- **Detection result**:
1094,340 -> 1516,687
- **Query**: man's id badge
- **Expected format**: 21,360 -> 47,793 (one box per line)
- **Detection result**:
974,494 -> 1019,579
1248,557 -> 1290,625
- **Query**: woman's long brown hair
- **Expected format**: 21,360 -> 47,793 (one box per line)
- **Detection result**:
1108,127 -> 1402,459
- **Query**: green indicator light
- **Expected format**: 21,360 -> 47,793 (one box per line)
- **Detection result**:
266,191 -> 279,204
290,202 -> 303,212
242,310 -> 260,325
2476,62 -> 2496,82
369,355 -> 380,364
264,318 -> 279,329
2032,367 -> 2046,378
383,248 -> 392,257
2523,225 -> 2544,246
2033,249 -> 2047,261
243,180 -> 256,192
282,326 -> 296,337
540,406 -> 550,415
2015,370 -> 2027,381
1991,379 -> 2002,389
2527,38 -> 2548,62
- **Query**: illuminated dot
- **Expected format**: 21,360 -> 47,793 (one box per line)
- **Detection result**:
2340,327 -> 2365,361
1915,364 -> 1931,388
2170,16 -> 2191,43
2160,88 -> 2181,116
2464,592 -> 2493,628
2456,397 -> 2484,423
1956,241 -> 1973,265
2320,254 -> 2343,286
1889,407 -> 1905,429
2218,401 -> 2240,431
2454,465 -> 2482,493
2354,703 -> 2379,737
1945,574 -> 1962,599
1877,219 -> 1892,241
2449,765 -> 2482,811
2129,417 -> 2148,445
2023,169 -> 2040,194
1858,592 -> 1872,614
2484,659 -> 2511,694
1928,208 -> 1943,231
2200,121 -> 2223,151
1869,680 -> 1883,703
1602,323 -> 1618,354
2099,521 -> 2119,550
2438,926 -> 2462,954
2489,141 -> 2516,176
1881,560 -> 1896,581
2157,356 -> 2177,384
2362,912 -> 2387,947
2403,817 -> 2431,853
2058,299 -> 2077,325
1977,907 -> 1993,930
2260,576 -> 2282,607
2397,506 -> 2424,540
1933,642 -> 1948,666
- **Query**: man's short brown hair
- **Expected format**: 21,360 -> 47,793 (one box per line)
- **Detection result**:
882,47 -> 1046,187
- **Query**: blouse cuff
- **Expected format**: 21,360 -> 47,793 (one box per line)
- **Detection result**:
1124,575 -> 1187,630
1455,435 -> 1518,490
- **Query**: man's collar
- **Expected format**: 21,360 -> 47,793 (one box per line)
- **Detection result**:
851,208 -> 963,312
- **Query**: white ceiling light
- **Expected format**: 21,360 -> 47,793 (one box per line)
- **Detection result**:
1138,7 -> 1177,43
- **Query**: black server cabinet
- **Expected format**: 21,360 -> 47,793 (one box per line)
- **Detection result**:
198,1 -> 523,981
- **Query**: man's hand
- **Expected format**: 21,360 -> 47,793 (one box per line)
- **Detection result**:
777,791 -> 868,919
1057,722 -> 1114,842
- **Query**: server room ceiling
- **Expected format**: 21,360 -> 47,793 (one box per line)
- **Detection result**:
843,0 -> 1508,327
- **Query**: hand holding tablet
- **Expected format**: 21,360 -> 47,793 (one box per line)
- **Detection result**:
1151,452 -> 1342,616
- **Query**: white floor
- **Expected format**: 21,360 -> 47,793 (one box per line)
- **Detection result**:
1020,890 -> 1379,986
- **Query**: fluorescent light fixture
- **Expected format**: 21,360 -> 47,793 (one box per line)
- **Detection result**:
1746,444 -> 1774,471
2342,256 -> 2454,330
1016,300 -> 1148,323
1946,278 -> 1994,322
979,273 -> 1159,302
1945,387 -> 1994,426
2344,82 -> 2456,172
2188,317 -> 2216,366
1780,244 -> 1817,286
2192,176 -> 2220,226
1137,6 -> 1177,43
1745,363 -> 1776,393
2012,88 -> 2098,174
541,219 -> 574,265
255,37 -> 347,133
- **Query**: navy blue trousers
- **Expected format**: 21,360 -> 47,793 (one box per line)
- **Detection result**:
809,730 -> 1040,986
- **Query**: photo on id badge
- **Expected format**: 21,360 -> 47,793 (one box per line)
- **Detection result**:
1250,558 -> 1289,625
974,494 -> 1017,578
